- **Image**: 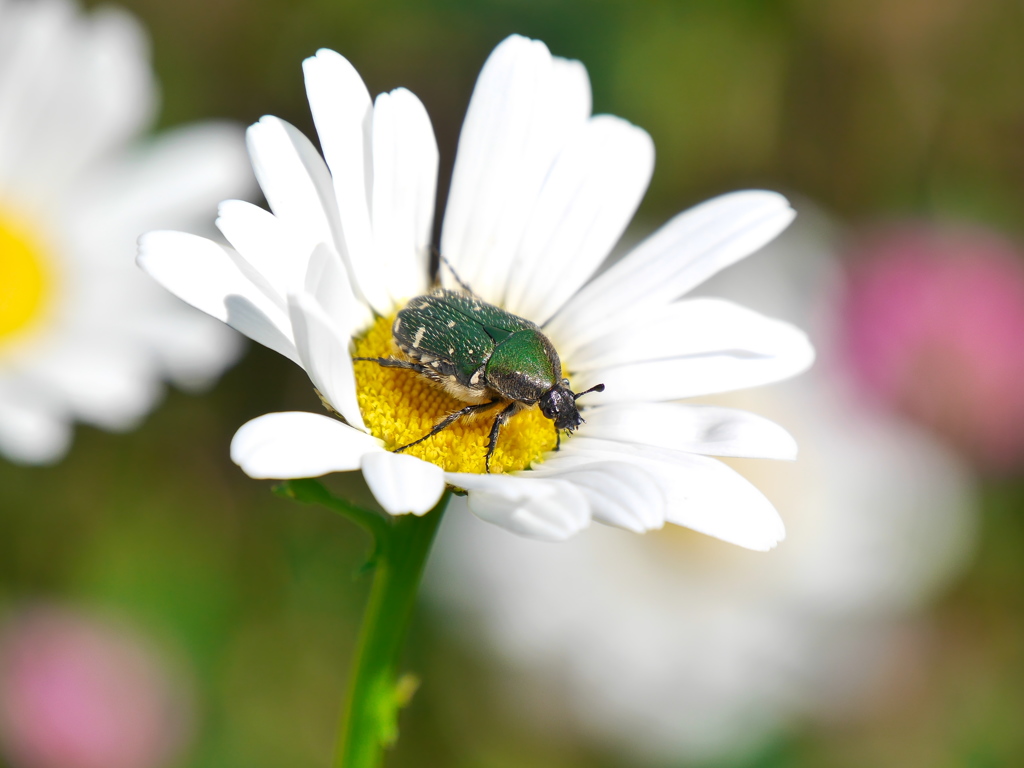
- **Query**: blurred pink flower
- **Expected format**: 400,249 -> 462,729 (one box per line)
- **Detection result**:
0,607 -> 191,768
841,225 -> 1024,470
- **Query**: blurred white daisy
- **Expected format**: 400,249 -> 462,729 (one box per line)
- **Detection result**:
139,35 -> 813,547
427,210 -> 977,763
0,0 -> 250,464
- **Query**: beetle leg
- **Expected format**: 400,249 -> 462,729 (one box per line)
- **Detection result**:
485,402 -> 520,473
555,427 -> 561,452
395,399 -> 501,454
437,252 -> 477,295
352,356 -> 430,375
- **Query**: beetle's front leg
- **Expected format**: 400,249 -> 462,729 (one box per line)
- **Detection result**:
395,399 -> 501,454
352,356 -> 430,375
485,402 -> 520,473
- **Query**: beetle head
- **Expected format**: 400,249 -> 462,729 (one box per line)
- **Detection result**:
539,379 -> 605,431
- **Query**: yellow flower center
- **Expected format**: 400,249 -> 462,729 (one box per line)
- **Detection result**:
0,208 -> 52,350
351,313 -> 557,474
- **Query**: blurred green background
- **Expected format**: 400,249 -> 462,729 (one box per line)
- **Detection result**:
4,0 -> 1024,766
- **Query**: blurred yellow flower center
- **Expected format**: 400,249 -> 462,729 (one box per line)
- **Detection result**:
0,209 -> 51,348
352,313 -> 557,474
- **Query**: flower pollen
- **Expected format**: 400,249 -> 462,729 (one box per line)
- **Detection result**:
352,313 -> 557,474
0,208 -> 51,348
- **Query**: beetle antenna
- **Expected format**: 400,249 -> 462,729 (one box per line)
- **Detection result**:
435,249 -> 476,295
573,383 -> 605,401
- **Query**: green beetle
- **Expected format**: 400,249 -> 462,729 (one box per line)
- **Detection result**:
354,281 -> 604,472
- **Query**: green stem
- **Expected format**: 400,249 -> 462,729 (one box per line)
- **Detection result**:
336,489 -> 451,768
278,479 -> 450,766
276,479 -> 391,548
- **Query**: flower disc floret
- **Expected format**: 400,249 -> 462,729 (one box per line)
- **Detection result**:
0,210 -> 51,348
351,313 -> 556,474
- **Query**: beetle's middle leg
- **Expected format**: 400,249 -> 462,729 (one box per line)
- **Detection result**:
485,402 -> 521,473
352,356 -> 431,375
394,399 -> 501,455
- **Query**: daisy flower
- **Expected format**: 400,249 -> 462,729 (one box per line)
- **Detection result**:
427,212 -> 976,762
0,0 -> 251,464
139,34 -> 813,548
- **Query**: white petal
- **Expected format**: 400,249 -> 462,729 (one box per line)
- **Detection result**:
503,116 -> 654,324
0,389 -> 71,465
524,459 -> 666,532
128,309 -> 243,391
371,87 -> 438,306
245,116 -> 341,269
581,402 -> 798,460
0,0 -> 78,189
568,298 -> 815,399
222,296 -> 298,365
662,455 -> 785,551
361,451 -> 446,516
230,411 -> 382,479
550,55 -> 592,121
570,298 -> 814,372
440,35 -> 591,304
302,49 -> 371,207
74,122 -> 253,247
303,49 -> 391,315
69,5 -> 154,153
563,437 -> 785,550
303,242 -> 371,338
549,191 -> 796,358
25,342 -> 160,430
574,327 -> 814,402
216,199 -> 306,302
287,293 -> 365,431
445,472 -> 591,542
137,231 -> 299,363
0,2 -> 155,205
